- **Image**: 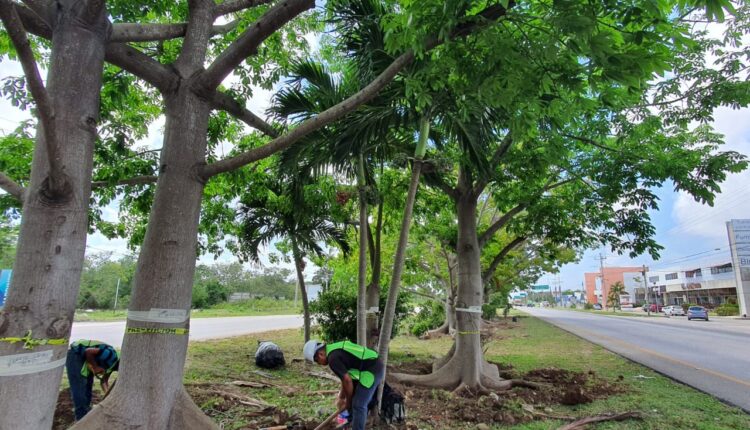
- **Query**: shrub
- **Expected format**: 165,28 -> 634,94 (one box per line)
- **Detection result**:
404,301 -> 444,337
310,287 -> 410,342
716,303 -> 740,316
583,303 -> 593,310
569,302 -> 577,309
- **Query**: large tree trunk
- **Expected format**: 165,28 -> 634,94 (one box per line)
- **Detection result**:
0,3 -> 107,428
73,82 -> 217,430
293,245 -> 311,342
356,153 -> 368,345
391,178 -> 525,393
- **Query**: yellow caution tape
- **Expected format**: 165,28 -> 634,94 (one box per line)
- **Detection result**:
0,330 -> 67,349
126,327 -> 189,335
457,331 -> 480,335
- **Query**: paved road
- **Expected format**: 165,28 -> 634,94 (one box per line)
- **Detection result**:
70,314 -> 303,348
522,307 -> 750,413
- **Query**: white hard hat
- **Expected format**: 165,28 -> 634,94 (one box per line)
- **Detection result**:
303,340 -> 324,362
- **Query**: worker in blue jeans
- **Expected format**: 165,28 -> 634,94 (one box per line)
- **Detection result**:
65,340 -> 119,420
304,340 -> 385,430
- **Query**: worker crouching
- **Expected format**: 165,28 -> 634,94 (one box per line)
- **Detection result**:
65,339 -> 119,420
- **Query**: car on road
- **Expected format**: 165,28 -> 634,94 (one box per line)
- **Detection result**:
687,306 -> 709,321
663,305 -> 686,316
592,303 -> 602,310
526,303 -> 535,307
642,303 -> 663,312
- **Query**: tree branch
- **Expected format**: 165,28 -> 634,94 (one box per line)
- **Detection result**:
478,203 -> 527,250
209,90 -> 278,137
200,1 -> 514,177
14,2 -> 51,38
19,0 -> 51,24
473,134 -> 513,195
104,43 -> 179,93
91,175 -> 158,189
0,172 -> 25,202
214,0 -> 274,17
110,20 -> 240,43
0,0 -> 61,190
200,49 -> 415,178
482,236 -> 526,284
200,0 -> 315,90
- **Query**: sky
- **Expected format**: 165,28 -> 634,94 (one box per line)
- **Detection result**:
1,19 -> 748,287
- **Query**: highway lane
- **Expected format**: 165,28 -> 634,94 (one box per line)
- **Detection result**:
70,314 -> 303,347
522,307 -> 750,413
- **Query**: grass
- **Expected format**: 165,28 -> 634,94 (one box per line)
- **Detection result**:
74,299 -> 300,322
175,312 -> 750,430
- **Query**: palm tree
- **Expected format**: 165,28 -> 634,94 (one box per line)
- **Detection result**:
236,170 -> 350,341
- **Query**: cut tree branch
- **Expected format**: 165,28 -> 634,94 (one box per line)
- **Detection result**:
20,0 -> 51,24
214,0 -> 274,17
201,0 -> 315,90
0,172 -> 25,202
110,20 -> 241,43
200,1 -> 514,177
478,203 -> 527,249
0,0 -> 62,190
91,175 -> 158,189
209,90 -> 278,137
482,236 -> 526,284
14,2 -> 52,38
104,43 -> 178,93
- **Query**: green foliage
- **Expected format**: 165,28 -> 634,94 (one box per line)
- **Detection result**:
715,303 -> 739,316
310,286 -> 410,342
77,253 -> 137,309
607,281 -> 626,310
583,303 -> 594,310
404,300 -> 444,337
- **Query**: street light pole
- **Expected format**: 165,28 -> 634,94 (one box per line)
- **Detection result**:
113,278 -> 121,313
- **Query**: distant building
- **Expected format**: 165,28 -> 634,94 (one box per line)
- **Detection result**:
584,266 -> 642,306
645,262 -> 738,307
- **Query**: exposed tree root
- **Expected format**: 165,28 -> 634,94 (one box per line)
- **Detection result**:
431,343 -> 456,372
556,412 -> 641,430
423,321 -> 450,339
72,386 -> 218,429
392,353 -> 538,394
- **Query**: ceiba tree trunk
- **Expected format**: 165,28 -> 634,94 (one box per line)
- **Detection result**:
0,2 -> 108,428
293,243 -> 311,342
391,173 -> 526,392
73,72 -> 217,430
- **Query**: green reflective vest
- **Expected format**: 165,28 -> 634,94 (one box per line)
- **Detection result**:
326,341 -> 379,388
71,340 -> 118,378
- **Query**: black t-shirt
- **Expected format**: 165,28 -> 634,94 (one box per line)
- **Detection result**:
327,349 -> 381,381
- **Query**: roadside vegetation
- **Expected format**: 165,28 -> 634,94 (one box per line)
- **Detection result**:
53,313 -> 750,429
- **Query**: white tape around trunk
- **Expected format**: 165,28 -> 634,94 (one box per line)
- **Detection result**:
128,308 -> 189,324
455,305 -> 482,314
0,350 -> 66,376
366,306 -> 379,314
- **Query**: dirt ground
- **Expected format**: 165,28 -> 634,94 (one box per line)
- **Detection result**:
52,320 -> 627,429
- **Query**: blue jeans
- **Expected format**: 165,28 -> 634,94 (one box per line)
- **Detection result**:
66,348 -> 93,420
350,361 -> 385,430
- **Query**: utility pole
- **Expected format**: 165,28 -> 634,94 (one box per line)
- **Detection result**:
641,265 -> 650,316
598,253 -> 607,309
113,278 -> 121,314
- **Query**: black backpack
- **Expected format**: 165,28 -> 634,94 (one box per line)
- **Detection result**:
254,341 -> 285,369
368,382 -> 406,424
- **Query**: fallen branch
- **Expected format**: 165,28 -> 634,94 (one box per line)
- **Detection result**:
304,371 -> 339,382
556,412 -> 642,430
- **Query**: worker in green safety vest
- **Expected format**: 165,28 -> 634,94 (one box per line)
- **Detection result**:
304,340 -> 384,430
65,340 -> 119,420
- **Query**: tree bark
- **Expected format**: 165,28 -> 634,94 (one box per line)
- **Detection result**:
73,82 -> 216,430
356,153 -> 368,346
391,173 -> 516,392
293,244 -> 310,342
0,2 -> 108,428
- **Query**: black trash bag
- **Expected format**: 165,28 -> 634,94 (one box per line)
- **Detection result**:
254,341 -> 285,369
367,382 -> 406,424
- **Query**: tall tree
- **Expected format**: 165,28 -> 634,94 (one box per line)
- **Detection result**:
235,170 -> 350,341
0,2 -> 110,428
